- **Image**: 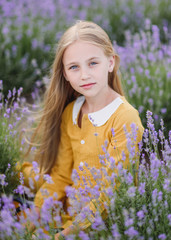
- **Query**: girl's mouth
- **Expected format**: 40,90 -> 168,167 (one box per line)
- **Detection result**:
80,83 -> 96,89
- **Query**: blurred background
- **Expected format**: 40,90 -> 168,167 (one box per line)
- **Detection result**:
0,0 -> 171,131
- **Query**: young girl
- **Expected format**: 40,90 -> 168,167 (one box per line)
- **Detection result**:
21,20 -> 144,238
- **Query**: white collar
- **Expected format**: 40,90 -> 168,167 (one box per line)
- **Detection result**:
72,95 -> 124,127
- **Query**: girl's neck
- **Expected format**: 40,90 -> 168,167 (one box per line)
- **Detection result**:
82,89 -> 120,114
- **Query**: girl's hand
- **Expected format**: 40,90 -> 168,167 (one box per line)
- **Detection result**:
54,232 -> 61,240
55,230 -> 66,240
55,225 -> 77,240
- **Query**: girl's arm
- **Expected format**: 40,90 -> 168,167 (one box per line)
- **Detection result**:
20,105 -> 73,210
19,106 -> 74,235
34,107 -> 74,208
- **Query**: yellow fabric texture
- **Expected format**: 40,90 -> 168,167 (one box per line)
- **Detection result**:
21,96 -> 144,230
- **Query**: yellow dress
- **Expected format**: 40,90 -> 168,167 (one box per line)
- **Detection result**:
21,96 -> 144,229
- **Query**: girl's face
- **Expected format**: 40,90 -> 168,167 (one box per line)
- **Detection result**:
63,40 -> 115,100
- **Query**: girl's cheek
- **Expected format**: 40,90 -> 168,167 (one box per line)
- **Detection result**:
71,72 -> 80,78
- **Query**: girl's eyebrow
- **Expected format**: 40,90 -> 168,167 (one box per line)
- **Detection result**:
65,57 -> 100,67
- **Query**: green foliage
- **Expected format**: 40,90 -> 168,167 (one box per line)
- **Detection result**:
118,26 -> 171,132
124,63 -> 171,131
0,22 -> 54,97
0,116 -> 20,195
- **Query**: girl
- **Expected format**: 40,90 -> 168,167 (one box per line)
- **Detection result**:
21,20 -> 144,238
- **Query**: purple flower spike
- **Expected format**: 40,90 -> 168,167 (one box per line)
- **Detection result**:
32,161 -> 39,174
138,182 -> 145,195
79,231 -> 90,240
112,223 -> 121,239
137,210 -> 145,220
127,186 -> 136,198
43,174 -> 54,184
158,234 -> 166,240
7,90 -> 12,99
111,128 -> 115,137
124,226 -> 139,238
0,174 -> 8,186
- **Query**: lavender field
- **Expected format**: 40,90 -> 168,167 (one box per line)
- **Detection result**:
0,0 -> 171,239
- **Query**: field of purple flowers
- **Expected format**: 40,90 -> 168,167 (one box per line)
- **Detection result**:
0,0 -> 171,239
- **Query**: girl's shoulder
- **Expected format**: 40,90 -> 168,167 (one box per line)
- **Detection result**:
118,96 -> 139,115
115,96 -> 144,130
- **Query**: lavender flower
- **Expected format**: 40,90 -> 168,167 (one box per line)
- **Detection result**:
137,210 -> 145,220
43,174 -> 54,184
28,177 -> 35,190
111,223 -> 121,239
158,191 -> 163,202
14,185 -> 25,195
158,234 -> 167,240
127,186 -> 136,198
125,218 -> 134,227
0,174 -> 8,186
19,172 -> 24,185
92,212 -> 106,231
124,226 -> 139,239
78,231 -> 90,240
111,128 -> 115,137
125,172 -> 133,185
7,90 -> 12,99
32,161 -> 40,174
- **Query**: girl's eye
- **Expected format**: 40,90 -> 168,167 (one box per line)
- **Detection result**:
90,62 -> 97,66
69,65 -> 78,70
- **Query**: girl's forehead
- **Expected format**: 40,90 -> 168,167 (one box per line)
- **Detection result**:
63,40 -> 106,63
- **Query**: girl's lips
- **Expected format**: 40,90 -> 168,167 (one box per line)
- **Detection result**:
80,83 -> 96,89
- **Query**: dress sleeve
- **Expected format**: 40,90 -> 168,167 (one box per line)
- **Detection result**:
33,107 -> 74,208
107,108 -> 144,169
74,109 -> 144,230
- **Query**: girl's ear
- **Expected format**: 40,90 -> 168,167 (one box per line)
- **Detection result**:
108,55 -> 115,72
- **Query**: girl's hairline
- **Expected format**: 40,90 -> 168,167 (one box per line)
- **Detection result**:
58,39 -> 116,58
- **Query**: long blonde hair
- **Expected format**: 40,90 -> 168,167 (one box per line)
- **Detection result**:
29,20 -> 124,174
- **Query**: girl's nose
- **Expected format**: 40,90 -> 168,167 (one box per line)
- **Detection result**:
80,66 -> 90,80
